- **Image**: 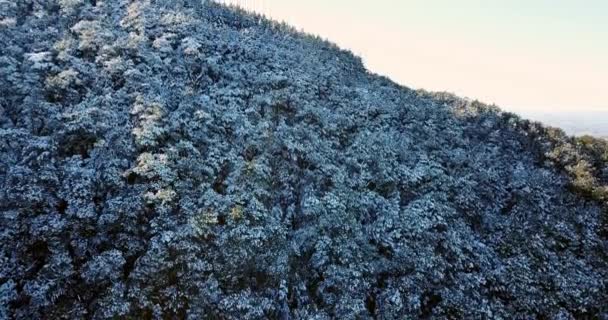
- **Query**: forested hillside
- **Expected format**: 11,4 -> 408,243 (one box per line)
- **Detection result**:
1,1 -> 607,318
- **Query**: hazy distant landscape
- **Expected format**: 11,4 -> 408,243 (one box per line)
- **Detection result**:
518,111 -> 608,138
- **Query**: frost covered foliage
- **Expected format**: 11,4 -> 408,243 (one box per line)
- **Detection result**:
1,1 -> 607,319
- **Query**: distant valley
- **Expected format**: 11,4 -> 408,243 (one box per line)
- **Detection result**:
516,110 -> 608,138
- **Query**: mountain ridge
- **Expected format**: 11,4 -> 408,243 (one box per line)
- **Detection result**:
1,1 -> 607,318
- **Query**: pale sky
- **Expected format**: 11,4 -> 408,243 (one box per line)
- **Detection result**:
221,0 -> 608,114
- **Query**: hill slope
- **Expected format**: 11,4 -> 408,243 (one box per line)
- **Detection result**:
1,1 -> 607,318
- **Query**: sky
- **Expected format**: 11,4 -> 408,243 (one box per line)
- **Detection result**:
219,0 -> 607,116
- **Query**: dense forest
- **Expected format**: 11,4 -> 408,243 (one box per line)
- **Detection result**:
1,1 -> 607,318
